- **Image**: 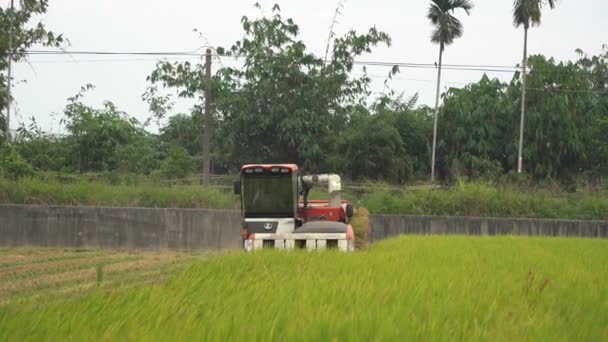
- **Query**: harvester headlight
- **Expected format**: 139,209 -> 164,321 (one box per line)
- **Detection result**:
271,168 -> 279,173
280,168 -> 290,173
254,168 -> 263,173
245,169 -> 254,174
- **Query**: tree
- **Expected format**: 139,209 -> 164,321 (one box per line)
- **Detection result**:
14,117 -> 70,172
0,0 -> 64,143
427,0 -> 473,182
437,75 -> 512,180
433,49 -> 605,183
513,0 -> 556,174
146,4 -> 391,172
113,134 -> 162,175
336,105 -> 405,182
577,46 -> 608,177
157,145 -> 192,179
62,86 -> 146,172
160,113 -> 202,156
522,55 -> 595,180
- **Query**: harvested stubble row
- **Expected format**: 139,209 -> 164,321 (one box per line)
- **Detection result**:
0,249 -> 198,305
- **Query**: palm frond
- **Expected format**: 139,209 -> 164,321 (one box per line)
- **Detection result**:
427,3 -> 443,24
430,11 -> 463,46
428,0 -> 472,46
406,93 -> 419,109
449,0 -> 474,14
513,0 -> 555,28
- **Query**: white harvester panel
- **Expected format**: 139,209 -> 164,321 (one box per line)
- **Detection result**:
244,233 -> 354,252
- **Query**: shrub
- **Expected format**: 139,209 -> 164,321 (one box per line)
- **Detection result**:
157,146 -> 192,179
0,146 -> 35,179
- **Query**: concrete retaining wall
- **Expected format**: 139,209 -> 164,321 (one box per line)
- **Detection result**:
0,205 -> 243,250
370,214 -> 608,241
1,205 -> 607,250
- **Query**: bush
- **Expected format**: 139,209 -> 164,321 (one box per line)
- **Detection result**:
356,181 -> 608,220
0,147 -> 35,179
157,146 -> 192,179
0,177 -> 236,209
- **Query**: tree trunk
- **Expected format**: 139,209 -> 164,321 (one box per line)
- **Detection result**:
431,43 -> 444,182
517,28 -> 528,174
5,0 -> 14,143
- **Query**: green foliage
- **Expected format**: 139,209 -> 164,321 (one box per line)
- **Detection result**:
147,4 -> 391,171
159,113 -> 201,156
157,146 -> 192,179
512,0 -> 556,29
2,176 -> 608,220
4,4 -> 607,187
14,118 -> 70,172
328,95 -> 432,183
436,48 -> 608,182
427,0 -> 473,48
0,146 -> 33,179
357,181 -> 608,220
0,177 -> 235,209
522,55 -> 595,180
438,75 -> 512,179
1,236 -> 607,340
574,47 -> 608,177
338,109 -> 407,182
61,86 -> 151,172
113,135 -> 162,175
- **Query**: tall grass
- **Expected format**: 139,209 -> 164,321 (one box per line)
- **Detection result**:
0,178 -> 236,209
1,236 -> 606,340
1,177 -> 607,220
358,181 -> 608,220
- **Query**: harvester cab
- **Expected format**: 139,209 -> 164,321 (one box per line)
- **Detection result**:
234,164 -> 355,251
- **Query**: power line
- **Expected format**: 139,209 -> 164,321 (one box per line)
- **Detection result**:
20,49 -> 608,92
527,87 -> 608,94
24,49 -> 520,72
353,60 -> 519,72
26,57 -> 203,64
26,50 -> 204,57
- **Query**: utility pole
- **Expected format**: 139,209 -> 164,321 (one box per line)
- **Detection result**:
517,27 -> 529,174
430,43 -> 443,183
202,48 -> 212,185
5,0 -> 14,143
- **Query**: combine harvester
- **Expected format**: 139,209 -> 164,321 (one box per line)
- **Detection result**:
234,164 -> 355,251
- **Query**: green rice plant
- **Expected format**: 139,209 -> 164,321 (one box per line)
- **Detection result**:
0,236 -> 606,340
95,264 -> 104,285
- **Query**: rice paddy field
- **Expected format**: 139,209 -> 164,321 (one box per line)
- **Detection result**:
1,236 -> 607,341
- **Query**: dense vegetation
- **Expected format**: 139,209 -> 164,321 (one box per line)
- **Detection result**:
2,177 -> 607,221
1,236 -> 607,340
1,3 -> 607,187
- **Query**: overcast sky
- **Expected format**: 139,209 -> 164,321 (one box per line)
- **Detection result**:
5,0 -> 607,133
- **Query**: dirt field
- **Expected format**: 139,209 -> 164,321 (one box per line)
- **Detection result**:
0,247 -> 200,305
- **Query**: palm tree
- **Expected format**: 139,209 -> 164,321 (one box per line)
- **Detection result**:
513,0 -> 556,173
428,0 -> 473,182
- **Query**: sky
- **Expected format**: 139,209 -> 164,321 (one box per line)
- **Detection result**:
4,0 -> 608,134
